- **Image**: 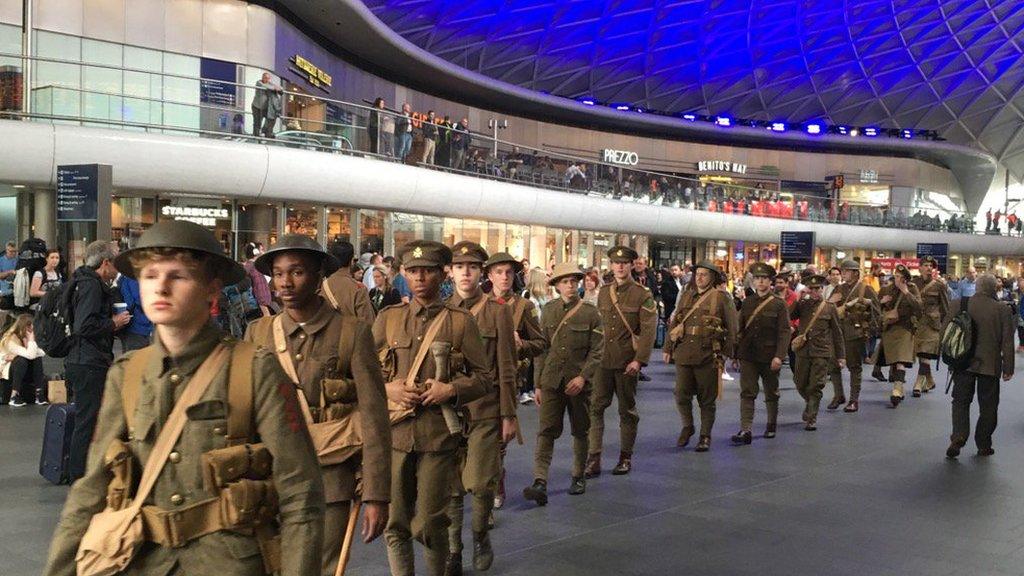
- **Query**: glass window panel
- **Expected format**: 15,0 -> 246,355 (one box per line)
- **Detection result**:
285,204 -> 320,238
36,31 -> 80,61
34,32 -> 80,116
0,23 -> 20,68
124,46 -> 161,72
82,39 -> 121,66
360,210 -> 386,254
237,202 -> 279,250
327,207 -> 353,244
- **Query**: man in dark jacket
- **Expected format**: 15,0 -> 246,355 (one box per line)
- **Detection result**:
946,273 -> 1015,458
66,240 -> 130,480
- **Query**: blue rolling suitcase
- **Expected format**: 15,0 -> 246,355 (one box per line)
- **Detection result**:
40,403 -> 76,485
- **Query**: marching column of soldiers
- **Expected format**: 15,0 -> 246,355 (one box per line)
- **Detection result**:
43,225 -> 959,576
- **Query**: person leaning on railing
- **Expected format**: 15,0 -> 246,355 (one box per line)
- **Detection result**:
252,72 -> 283,139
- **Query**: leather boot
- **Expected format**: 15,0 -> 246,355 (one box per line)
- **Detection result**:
730,430 -> 752,445
473,531 -> 494,571
764,402 -> 778,438
843,400 -> 859,413
872,366 -> 885,382
764,423 -> 777,439
677,425 -> 695,448
584,453 -> 601,479
568,476 -> 586,495
612,451 -> 632,475
494,468 -> 506,509
522,479 -> 548,506
827,396 -> 846,410
695,435 -> 711,452
387,541 -> 416,576
890,381 -> 904,408
912,375 -> 925,397
444,553 -> 463,576
924,374 -> 936,392
804,417 -> 817,431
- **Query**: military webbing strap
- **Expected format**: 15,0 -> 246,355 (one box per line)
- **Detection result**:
550,300 -> 585,343
321,278 -> 340,310
609,283 -> 639,350
668,288 -> 716,342
225,341 -> 256,446
406,309 -> 450,386
800,301 -> 828,337
743,295 -> 777,330
511,296 -> 528,329
470,297 -> 489,319
336,315 -> 358,377
121,347 -> 154,430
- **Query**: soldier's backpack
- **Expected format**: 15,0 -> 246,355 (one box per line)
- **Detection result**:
940,296 -> 975,372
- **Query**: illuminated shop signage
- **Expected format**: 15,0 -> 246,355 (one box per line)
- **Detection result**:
162,205 -> 229,227
698,160 -> 747,174
860,169 -> 879,183
602,149 -> 640,166
291,55 -> 332,90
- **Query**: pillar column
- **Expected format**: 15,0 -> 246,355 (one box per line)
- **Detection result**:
32,187 -> 54,245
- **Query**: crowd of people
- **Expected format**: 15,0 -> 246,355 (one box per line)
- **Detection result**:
33,218 -> 1019,576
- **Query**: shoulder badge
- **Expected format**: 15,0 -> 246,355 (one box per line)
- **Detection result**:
641,296 -> 657,312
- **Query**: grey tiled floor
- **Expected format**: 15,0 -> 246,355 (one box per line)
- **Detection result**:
5,358 -> 1024,575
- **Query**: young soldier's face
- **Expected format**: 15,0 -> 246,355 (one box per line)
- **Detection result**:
272,252 -> 320,310
138,256 -> 220,329
556,277 -> 578,300
752,275 -> 771,293
920,263 -> 933,278
452,262 -> 482,293
841,269 -> 858,284
488,264 -> 515,294
405,266 -> 442,300
829,269 -> 842,285
610,260 -> 632,281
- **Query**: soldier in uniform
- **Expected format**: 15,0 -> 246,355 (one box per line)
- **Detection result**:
444,241 -> 517,575
878,265 -> 921,407
911,256 -> 949,397
789,275 -> 845,431
244,235 -> 391,576
484,252 -> 547,510
324,239 -> 376,323
826,259 -> 880,413
730,262 -> 790,444
664,261 -> 737,452
585,246 -> 656,475
374,241 -> 490,576
523,263 -> 603,505
45,220 -> 324,576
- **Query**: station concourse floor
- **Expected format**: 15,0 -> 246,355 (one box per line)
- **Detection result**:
4,358 -> 1024,576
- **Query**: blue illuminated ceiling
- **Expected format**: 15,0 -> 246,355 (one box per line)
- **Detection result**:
363,0 -> 1024,176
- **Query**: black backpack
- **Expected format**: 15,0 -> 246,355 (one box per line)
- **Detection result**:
33,277 -> 76,358
940,296 -> 975,371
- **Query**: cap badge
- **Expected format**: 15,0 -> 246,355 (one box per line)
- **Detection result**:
412,247 -> 423,258
616,249 -> 623,256
461,246 -> 469,254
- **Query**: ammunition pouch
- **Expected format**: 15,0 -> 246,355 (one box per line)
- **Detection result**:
321,378 -> 358,404
104,441 -> 134,511
201,443 -> 273,493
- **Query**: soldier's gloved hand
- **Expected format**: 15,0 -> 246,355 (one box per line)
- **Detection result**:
362,502 -> 388,543
624,360 -> 642,376
565,376 -> 585,397
385,379 -> 421,408
421,379 -> 455,405
501,417 -> 517,443
770,357 -> 782,372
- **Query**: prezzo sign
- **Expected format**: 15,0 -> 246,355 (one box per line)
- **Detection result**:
698,160 -> 747,174
602,149 -> 639,166
860,169 -> 879,183
162,205 -> 229,227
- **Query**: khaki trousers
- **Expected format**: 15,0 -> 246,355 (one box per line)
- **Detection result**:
534,381 -> 591,480
386,450 -> 455,576
794,356 -> 831,421
738,360 -> 780,431
674,363 -> 719,436
448,418 -> 500,551
588,368 -> 639,455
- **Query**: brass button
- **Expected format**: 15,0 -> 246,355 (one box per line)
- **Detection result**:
213,426 -> 225,436
298,333 -> 306,340
295,353 -> 303,361
169,373 -> 181,383
170,494 -> 184,506
417,335 -> 423,341
168,451 -> 181,463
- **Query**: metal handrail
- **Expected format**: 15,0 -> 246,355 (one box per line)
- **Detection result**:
0,52 -> 987,232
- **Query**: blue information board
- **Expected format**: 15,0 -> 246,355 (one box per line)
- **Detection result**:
780,231 -> 815,264
916,243 -> 949,274
56,164 -> 99,221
